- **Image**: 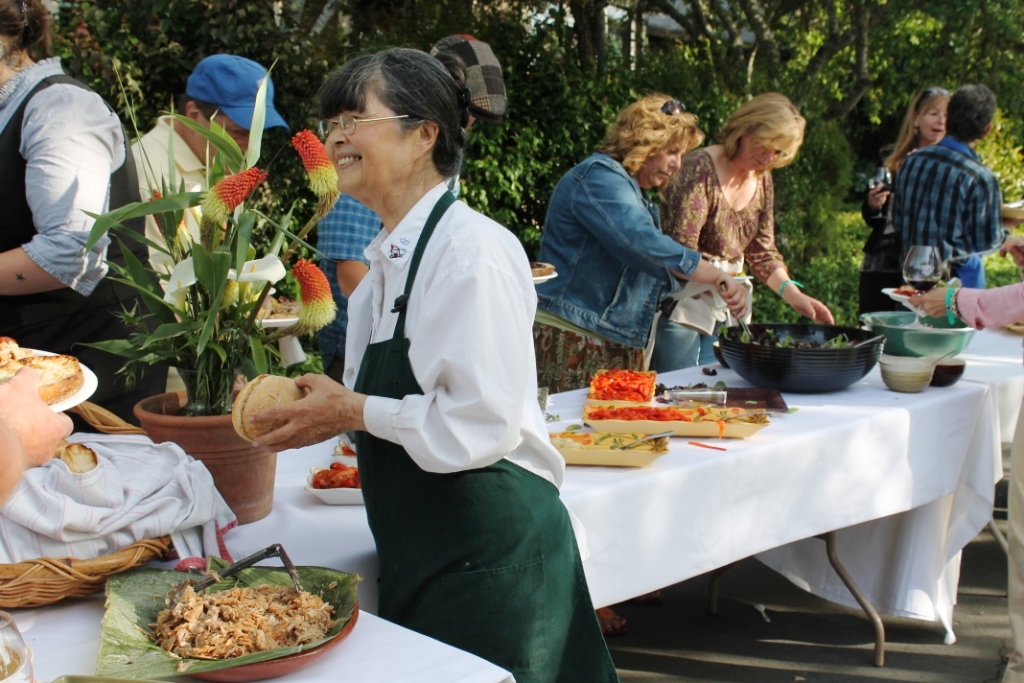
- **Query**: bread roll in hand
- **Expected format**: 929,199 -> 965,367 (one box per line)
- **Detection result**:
231,375 -> 304,441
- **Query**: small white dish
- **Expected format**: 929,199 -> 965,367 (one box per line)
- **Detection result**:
533,272 -> 558,285
306,467 -> 364,505
258,316 -> 300,328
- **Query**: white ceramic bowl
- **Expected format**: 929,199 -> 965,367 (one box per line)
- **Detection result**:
306,466 -> 363,505
878,356 -> 935,393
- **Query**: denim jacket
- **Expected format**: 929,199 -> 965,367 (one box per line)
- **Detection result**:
536,153 -> 702,348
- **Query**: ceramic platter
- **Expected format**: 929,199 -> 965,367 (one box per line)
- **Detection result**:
582,405 -> 769,439
549,431 -> 668,467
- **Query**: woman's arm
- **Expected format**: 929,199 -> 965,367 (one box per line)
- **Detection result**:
571,162 -> 703,281
16,83 -> 123,296
0,247 -> 65,295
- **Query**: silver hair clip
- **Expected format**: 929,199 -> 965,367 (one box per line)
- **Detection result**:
21,1 -> 28,15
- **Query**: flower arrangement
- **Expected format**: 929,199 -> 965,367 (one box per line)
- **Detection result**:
85,80 -> 338,416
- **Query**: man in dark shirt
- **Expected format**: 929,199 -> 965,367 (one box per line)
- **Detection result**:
893,84 -> 1005,288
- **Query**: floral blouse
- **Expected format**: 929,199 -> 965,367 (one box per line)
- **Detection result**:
660,148 -> 786,284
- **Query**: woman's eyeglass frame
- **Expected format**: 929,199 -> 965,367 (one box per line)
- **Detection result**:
661,99 -> 687,116
919,87 -> 950,102
318,113 -> 410,138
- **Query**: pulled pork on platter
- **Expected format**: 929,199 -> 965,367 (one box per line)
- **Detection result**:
152,584 -> 335,659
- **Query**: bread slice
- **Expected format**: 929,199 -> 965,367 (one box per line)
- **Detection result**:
18,355 -> 84,405
0,337 -> 29,363
232,374 -> 303,441
55,440 -> 98,473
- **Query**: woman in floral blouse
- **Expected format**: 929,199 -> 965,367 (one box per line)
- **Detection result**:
653,93 -> 834,371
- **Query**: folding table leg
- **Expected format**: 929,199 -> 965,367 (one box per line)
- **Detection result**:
818,531 -> 886,667
990,518 -> 1010,555
707,562 -> 737,614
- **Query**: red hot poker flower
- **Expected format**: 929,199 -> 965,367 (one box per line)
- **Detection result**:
287,258 -> 336,335
291,130 -> 339,201
201,167 -> 268,225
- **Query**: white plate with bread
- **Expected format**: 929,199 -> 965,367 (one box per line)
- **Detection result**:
0,338 -> 97,413
31,351 -> 98,413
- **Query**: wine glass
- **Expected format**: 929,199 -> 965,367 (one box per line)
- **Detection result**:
0,612 -> 33,683
902,245 -> 944,292
868,166 -> 893,218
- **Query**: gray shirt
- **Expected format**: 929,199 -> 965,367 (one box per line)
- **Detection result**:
0,57 -> 126,295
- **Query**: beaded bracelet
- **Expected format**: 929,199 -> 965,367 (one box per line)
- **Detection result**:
777,279 -> 803,297
944,287 -> 961,325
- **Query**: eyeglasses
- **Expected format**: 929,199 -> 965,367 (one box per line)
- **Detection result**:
920,87 -> 950,101
661,99 -> 687,115
318,113 -> 410,138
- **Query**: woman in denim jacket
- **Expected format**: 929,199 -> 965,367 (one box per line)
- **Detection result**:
534,94 -> 746,394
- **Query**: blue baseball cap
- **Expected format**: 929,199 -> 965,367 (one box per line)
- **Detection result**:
186,54 -> 290,131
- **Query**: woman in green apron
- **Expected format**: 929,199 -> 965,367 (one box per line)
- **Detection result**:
250,48 -> 619,683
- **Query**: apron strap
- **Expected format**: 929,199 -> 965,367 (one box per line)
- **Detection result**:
392,191 -> 457,339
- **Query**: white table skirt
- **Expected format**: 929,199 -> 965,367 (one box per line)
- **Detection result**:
549,351 -> 1002,643
960,326 -> 1024,442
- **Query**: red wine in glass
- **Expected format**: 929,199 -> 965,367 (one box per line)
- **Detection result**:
906,279 -> 938,292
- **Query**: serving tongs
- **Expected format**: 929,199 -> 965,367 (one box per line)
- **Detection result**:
612,431 -> 675,450
663,388 -> 727,405
166,543 -> 303,607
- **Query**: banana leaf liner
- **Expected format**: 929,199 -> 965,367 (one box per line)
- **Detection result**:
96,557 -> 359,679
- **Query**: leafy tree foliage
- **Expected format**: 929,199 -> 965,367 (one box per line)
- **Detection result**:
52,0 -> 1024,332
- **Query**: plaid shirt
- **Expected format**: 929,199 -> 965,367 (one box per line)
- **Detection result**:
316,195 -> 381,369
893,139 -> 1005,264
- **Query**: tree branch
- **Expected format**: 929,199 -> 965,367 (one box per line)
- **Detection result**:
735,0 -> 781,75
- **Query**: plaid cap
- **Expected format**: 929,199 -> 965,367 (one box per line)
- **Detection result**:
430,34 -> 506,124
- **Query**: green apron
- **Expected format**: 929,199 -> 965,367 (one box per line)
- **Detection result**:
353,192 -> 619,683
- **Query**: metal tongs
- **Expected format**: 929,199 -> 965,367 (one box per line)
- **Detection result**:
166,543 -> 303,607
663,388 -> 727,405
613,431 -> 675,450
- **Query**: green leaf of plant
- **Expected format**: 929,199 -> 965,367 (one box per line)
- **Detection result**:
245,60 -> 274,168
171,113 -> 245,170
249,333 -> 268,375
84,194 -> 203,251
234,211 -> 256,272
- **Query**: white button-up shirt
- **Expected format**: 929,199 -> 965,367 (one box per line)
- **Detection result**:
344,183 -> 564,487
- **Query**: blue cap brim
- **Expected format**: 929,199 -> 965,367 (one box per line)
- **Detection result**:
220,103 -> 291,132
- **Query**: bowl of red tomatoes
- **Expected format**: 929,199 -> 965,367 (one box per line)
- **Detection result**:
306,461 -> 363,505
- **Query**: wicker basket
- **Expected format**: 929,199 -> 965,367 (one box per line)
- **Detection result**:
0,536 -> 172,608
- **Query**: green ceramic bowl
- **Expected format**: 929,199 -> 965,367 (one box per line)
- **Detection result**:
859,311 -> 976,358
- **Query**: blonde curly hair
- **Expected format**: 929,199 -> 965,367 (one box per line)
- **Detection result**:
599,94 -> 704,178
719,93 -> 805,172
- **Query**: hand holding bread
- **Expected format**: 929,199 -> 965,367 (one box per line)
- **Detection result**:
0,366 -> 74,500
234,373 -> 367,452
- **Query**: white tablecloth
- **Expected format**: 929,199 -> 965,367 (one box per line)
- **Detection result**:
961,326 -> 1024,442
14,440 -> 513,683
548,351 -> 1003,643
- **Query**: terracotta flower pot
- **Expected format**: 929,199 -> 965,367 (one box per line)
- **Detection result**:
134,392 -> 276,525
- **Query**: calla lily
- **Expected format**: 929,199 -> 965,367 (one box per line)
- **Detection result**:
236,255 -> 286,284
163,257 -> 196,309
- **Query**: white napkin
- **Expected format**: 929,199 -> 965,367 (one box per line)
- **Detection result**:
0,433 -> 236,564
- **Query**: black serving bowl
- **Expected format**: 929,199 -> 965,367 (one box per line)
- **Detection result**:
717,323 -> 884,393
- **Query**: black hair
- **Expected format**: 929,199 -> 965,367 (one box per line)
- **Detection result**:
318,47 -> 470,178
947,84 -> 997,142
